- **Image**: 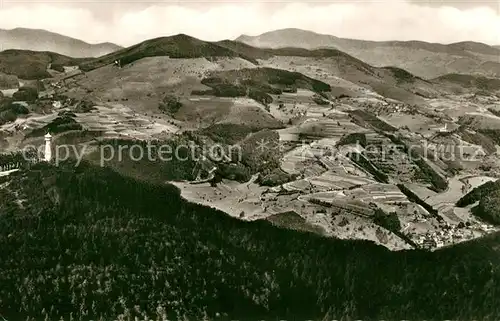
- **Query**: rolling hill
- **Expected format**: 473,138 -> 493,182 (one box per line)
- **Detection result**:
0,28 -> 122,57
0,49 -> 89,80
448,41 -> 500,56
77,34 -> 443,106
80,34 -> 379,74
79,34 -> 259,71
2,32 -> 486,110
236,28 -> 500,79
433,74 -> 500,93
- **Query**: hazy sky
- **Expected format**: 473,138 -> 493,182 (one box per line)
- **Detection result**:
0,0 -> 498,46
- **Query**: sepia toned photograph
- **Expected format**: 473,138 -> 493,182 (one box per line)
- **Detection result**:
0,0 -> 499,320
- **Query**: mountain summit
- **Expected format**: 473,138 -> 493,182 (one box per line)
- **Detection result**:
236,28 -> 500,79
0,28 -> 122,57
236,28 -> 342,50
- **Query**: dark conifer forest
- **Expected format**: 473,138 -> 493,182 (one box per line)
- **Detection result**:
1,161 -> 500,320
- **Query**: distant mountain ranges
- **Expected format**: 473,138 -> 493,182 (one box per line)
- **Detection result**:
236,28 -> 500,79
0,28 -> 122,58
0,27 -> 499,87
236,28 -> 500,55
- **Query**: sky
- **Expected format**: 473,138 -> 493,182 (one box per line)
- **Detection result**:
0,0 -> 498,46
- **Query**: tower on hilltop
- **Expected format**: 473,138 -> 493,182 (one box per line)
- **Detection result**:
44,132 -> 52,162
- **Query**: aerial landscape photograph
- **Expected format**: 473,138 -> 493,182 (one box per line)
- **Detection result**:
0,0 -> 500,319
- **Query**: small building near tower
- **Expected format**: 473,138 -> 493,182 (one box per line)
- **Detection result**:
44,132 -> 52,162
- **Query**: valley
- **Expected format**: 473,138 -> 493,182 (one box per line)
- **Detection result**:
1,25 -> 500,320
1,33 -> 500,253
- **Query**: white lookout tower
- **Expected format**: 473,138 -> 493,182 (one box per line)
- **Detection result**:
44,132 -> 52,162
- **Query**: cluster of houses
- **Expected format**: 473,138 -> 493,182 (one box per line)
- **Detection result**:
413,220 -> 494,250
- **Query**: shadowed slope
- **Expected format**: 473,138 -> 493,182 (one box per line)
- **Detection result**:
0,49 -> 89,79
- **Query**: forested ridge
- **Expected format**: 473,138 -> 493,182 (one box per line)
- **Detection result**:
1,161 -> 500,320
456,180 -> 500,225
